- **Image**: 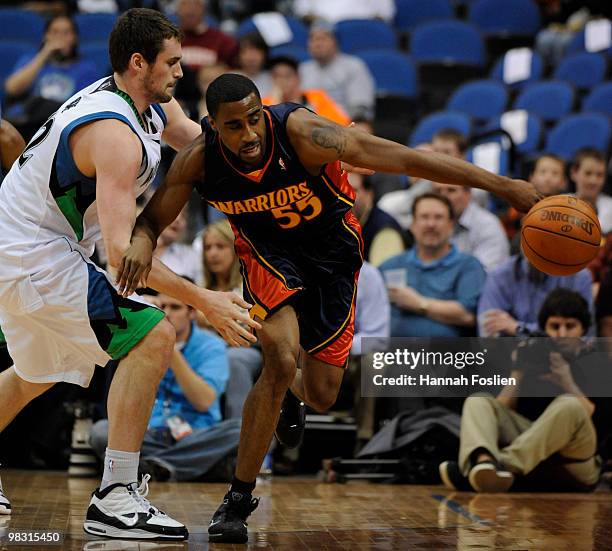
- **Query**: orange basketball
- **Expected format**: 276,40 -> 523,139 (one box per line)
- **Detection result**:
521,195 -> 601,276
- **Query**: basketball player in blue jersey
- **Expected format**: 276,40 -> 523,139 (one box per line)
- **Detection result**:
117,74 -> 543,544
0,10 -> 259,540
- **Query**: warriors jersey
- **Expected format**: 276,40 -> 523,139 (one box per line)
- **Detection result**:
0,76 -> 165,280
200,103 -> 364,367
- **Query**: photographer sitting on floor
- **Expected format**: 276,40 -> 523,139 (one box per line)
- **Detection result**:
440,288 -> 603,493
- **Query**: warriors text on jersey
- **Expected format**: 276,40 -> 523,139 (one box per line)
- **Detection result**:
0,76 -> 166,386
200,103 -> 364,367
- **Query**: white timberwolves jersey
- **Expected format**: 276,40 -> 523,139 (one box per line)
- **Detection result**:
0,76 -> 166,279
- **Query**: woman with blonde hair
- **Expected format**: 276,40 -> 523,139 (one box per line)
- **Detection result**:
201,220 -> 262,419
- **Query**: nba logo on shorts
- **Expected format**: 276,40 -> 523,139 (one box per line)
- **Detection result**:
108,459 -> 114,472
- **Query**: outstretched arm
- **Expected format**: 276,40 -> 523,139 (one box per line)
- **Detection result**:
287,109 -> 543,212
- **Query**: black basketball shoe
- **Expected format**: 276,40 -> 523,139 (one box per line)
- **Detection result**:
83,475 -> 188,540
439,460 -> 472,491
208,491 -> 259,544
274,390 -> 305,448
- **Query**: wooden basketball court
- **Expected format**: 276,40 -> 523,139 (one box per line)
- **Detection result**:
1,470 -> 611,549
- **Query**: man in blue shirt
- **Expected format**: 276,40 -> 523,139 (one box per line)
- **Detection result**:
379,193 -> 486,338
477,255 -> 593,337
90,289 -> 239,481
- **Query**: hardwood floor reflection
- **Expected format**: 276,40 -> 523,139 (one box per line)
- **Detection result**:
1,471 -> 611,549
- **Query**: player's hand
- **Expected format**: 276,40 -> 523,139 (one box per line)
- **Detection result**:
503,179 -> 545,213
195,290 -> 262,347
116,235 -> 155,297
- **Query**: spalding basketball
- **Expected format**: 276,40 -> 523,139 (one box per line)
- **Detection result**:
521,195 -> 601,276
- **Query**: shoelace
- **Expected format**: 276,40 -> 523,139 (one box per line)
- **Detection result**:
128,474 -> 165,516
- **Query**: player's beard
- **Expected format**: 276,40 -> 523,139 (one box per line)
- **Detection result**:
142,71 -> 174,104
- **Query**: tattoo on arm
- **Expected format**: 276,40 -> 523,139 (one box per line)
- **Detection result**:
311,125 -> 347,157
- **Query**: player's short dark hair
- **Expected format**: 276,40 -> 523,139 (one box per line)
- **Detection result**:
109,8 -> 183,74
538,288 -> 590,332
432,128 -> 468,154
268,55 -> 299,73
206,73 -> 261,118
412,192 -> 455,220
572,147 -> 606,171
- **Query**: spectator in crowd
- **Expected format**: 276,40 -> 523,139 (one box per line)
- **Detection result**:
263,56 -> 349,125
379,193 -> 486,338
90,288 -> 240,482
589,233 -> 612,286
571,148 -> 612,234
503,154 -> 567,245
596,267 -> 612,337
477,253 -> 593,337
441,288 -> 603,493
349,171 -> 405,266
4,14 -> 99,139
535,0 -> 608,65
293,0 -> 396,24
237,32 -> 272,99
155,209 -> 203,284
378,130 -> 485,230
433,182 -> 510,272
185,62 -> 228,121
201,220 -> 263,419
532,154 -> 568,197
349,260 -> 390,448
174,0 -> 238,104
299,20 -> 375,121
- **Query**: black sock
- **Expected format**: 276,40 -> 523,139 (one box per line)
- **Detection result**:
230,476 -> 256,496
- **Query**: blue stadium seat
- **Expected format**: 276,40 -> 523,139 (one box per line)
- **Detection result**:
0,9 -> 44,45
468,0 -> 540,35
75,13 -> 118,44
490,49 -> 543,88
447,79 -> 508,121
394,0 -> 454,33
269,45 -> 310,63
409,111 -> 472,147
514,81 -> 575,122
565,22 -> 612,56
553,52 -> 606,90
583,82 -> 612,116
0,42 -> 35,103
80,43 -> 111,79
0,43 -> 36,86
485,111 -> 543,155
236,14 -> 308,48
546,113 -> 611,160
357,50 -> 417,97
411,20 -> 485,66
335,19 -> 397,53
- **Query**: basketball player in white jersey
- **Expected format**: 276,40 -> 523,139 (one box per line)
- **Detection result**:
0,9 -> 259,540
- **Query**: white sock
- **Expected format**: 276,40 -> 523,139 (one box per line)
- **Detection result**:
101,448 -> 140,490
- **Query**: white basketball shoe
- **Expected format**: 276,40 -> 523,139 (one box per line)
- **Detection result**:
0,471 -> 11,515
83,475 -> 187,540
